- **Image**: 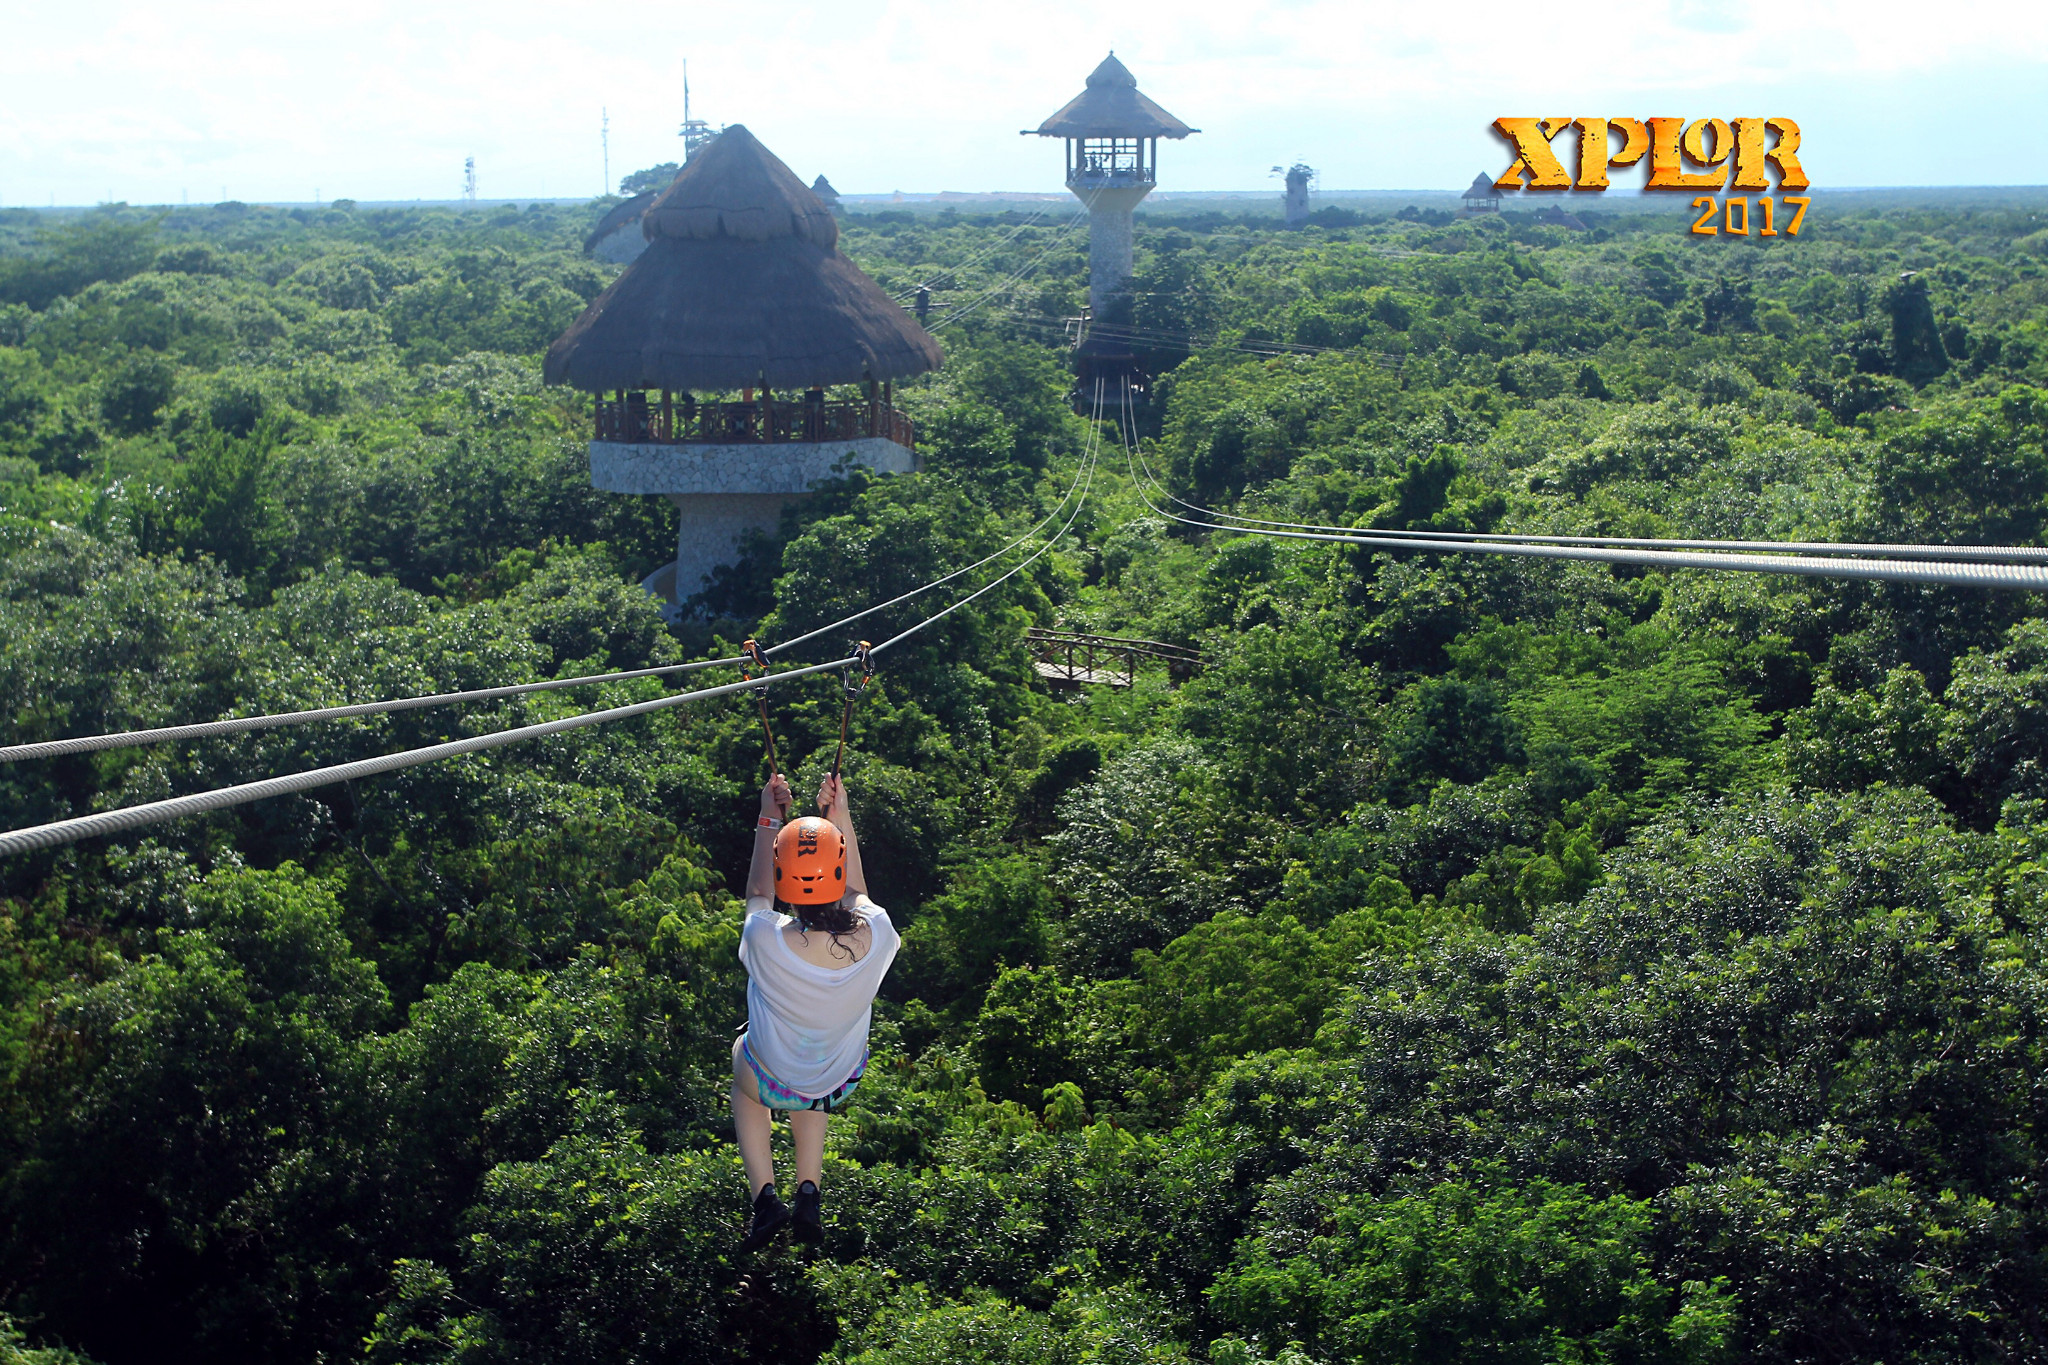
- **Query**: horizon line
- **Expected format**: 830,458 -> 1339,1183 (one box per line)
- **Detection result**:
9,184 -> 2048,212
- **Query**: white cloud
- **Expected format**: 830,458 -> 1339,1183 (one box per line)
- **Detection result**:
0,0 -> 2042,203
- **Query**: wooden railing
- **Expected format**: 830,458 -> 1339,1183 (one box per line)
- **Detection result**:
1067,166 -> 1156,187
1026,628 -> 1203,689
594,392 -> 915,450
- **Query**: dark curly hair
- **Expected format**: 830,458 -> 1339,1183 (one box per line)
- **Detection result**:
775,892 -> 866,962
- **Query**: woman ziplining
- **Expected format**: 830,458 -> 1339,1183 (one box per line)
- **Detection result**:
715,437 -> 1101,1251
731,769 -> 899,1253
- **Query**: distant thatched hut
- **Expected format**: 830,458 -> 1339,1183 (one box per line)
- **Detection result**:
812,174 -> 843,216
1461,172 -> 1503,214
546,125 -> 942,608
1534,204 -> 1588,231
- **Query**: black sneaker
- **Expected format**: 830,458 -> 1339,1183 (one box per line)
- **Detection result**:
791,1180 -> 824,1246
738,1183 -> 792,1253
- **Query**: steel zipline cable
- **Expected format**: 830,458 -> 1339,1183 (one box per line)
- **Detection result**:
1119,426 -> 2048,565
869,379 -> 1102,657
892,203 -> 1056,299
759,404 -> 1099,661
949,305 -> 2048,568
890,203 -> 1057,304
976,305 -> 1414,369
0,389 -> 1109,857
977,290 -> 2048,568
0,657 -> 747,764
925,211 -> 1089,333
1110,378 -> 2048,592
1,432 -> 1105,765
0,660 -> 848,859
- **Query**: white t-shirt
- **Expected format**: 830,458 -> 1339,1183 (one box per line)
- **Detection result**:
738,894 -> 900,1098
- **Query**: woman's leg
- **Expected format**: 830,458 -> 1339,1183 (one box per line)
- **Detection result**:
731,1037 -> 777,1195
788,1110 -> 827,1189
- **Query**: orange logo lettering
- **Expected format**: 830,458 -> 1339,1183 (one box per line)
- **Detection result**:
1493,117 -> 1808,193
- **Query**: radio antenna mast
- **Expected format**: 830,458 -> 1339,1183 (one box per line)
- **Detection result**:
680,59 -> 715,161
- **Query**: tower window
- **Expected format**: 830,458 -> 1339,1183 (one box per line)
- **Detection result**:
1071,139 -> 1149,180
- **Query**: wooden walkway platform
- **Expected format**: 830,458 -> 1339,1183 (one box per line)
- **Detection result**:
1032,661 -> 1136,687
1026,629 -> 1202,689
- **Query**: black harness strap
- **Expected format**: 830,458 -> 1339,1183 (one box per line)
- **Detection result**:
739,638 -> 785,811
831,641 -> 874,781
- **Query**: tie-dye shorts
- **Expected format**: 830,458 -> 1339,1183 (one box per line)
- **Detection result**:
739,1033 -> 868,1113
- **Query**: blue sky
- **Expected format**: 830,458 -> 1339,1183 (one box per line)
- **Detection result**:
1,0 -> 2042,206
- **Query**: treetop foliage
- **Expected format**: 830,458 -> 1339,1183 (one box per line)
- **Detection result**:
2,193 -> 2047,1362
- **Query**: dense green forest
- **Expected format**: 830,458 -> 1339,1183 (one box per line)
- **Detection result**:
3,188 -> 2048,1364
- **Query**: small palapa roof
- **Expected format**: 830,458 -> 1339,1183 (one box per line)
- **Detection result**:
546,125 -> 942,393
1027,53 -> 1196,139
583,189 -> 657,252
811,174 -> 840,201
1463,173 -> 1504,199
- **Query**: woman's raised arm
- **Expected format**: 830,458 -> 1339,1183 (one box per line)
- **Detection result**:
745,774 -> 791,902
817,774 -> 867,897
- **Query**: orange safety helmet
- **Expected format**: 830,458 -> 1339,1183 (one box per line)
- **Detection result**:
773,816 -> 847,905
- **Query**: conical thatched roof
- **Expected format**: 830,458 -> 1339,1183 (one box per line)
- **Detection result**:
1464,173 -> 1503,199
546,125 -> 941,393
1030,53 -> 1196,139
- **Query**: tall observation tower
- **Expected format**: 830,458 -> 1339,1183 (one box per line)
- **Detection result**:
546,126 -> 942,613
1027,53 -> 1197,315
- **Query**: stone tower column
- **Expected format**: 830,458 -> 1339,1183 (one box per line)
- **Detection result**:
1078,181 -> 1153,313
589,434 -> 919,614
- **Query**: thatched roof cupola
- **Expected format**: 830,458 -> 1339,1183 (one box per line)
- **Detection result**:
1030,53 -> 1196,139
545,125 -> 941,394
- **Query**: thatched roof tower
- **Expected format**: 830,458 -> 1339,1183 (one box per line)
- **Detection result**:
545,125 -> 940,393
1461,172 -> 1503,213
1027,52 -> 1197,319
